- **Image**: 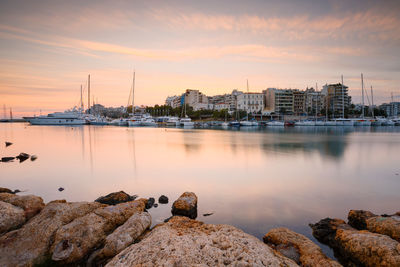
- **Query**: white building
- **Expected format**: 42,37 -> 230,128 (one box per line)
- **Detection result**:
184,89 -> 209,111
236,91 -> 264,114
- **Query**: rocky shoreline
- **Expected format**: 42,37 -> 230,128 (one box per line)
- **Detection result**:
0,188 -> 399,267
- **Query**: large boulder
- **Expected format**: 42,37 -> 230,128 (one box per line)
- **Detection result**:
0,201 -> 25,235
0,200 -> 104,267
51,198 -> 147,264
0,193 -> 44,220
0,188 -> 13,194
97,211 -> 151,259
264,227 -> 342,267
106,216 -> 299,267
171,192 -> 198,219
348,210 -> 400,242
95,191 -> 136,205
310,218 -> 400,267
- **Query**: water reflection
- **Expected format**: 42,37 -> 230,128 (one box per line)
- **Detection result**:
1,123 -> 400,259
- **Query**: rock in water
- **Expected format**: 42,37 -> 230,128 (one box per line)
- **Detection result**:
30,155 -> 38,161
95,191 -> 136,205
158,195 -> 169,204
310,218 -> 400,267
1,157 -> 15,162
0,193 -> 44,220
105,216 -> 299,267
5,142 -> 12,147
0,201 -> 104,267
171,192 -> 198,219
145,197 -> 155,209
16,153 -> 30,163
263,227 -> 341,267
58,187 -> 64,192
51,198 -> 147,264
0,201 -> 25,234
348,210 -> 400,242
97,211 -> 151,259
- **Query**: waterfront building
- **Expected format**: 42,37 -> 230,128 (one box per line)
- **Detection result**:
321,83 -> 351,117
236,91 -> 264,114
293,90 -> 305,115
165,95 -> 184,108
184,89 -> 209,111
379,102 -> 400,117
263,88 -> 296,114
304,88 -> 323,115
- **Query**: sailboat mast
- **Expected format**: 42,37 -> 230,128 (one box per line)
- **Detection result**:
361,73 -> 364,118
80,85 -> 83,114
246,79 -> 249,121
88,74 -> 91,114
315,83 -> 318,118
371,86 -> 374,118
341,75 -> 344,118
132,71 -> 135,114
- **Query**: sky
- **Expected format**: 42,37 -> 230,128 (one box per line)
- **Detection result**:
0,0 -> 400,117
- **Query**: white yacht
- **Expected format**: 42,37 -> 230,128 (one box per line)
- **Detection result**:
240,120 -> 253,126
24,111 -> 86,125
315,121 -> 326,126
335,118 -> 354,126
295,120 -> 315,126
179,117 -> 194,127
266,121 -> 285,126
140,117 -> 157,127
165,117 -> 179,127
353,119 -> 371,126
325,120 -> 336,126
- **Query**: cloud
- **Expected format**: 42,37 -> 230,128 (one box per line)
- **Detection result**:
0,23 -> 363,65
151,9 -> 400,43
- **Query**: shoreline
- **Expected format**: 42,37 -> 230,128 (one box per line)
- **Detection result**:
1,189 -> 399,266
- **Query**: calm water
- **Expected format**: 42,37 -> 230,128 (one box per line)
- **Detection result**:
2,123 -> 400,257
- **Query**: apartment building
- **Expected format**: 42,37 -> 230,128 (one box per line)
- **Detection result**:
321,83 -> 351,116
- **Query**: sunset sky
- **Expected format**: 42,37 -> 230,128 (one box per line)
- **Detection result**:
1,0 -> 400,117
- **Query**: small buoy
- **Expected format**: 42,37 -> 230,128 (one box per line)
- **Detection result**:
58,187 -> 64,192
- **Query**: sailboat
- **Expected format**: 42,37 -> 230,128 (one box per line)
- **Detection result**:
240,80 -> 257,126
128,71 -> 142,127
353,74 -> 371,126
178,97 -> 194,127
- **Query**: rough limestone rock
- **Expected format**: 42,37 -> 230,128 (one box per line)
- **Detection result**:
0,200 -> 104,267
264,227 -> 342,267
0,187 -> 13,194
310,218 -> 400,267
95,191 -> 136,205
106,216 -> 299,267
348,210 -> 400,242
51,198 -> 147,264
171,192 -> 198,219
0,201 -> 25,235
98,211 -> 151,259
0,193 -> 44,220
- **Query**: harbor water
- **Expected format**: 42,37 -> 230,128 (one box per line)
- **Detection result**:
1,123 -> 400,257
